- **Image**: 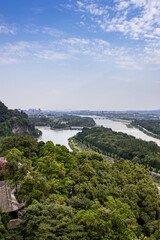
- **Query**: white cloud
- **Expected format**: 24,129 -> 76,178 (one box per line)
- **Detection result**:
0,24 -> 17,34
77,1 -> 108,16
115,1 -> 130,10
115,55 -> 142,70
34,51 -> 70,60
0,36 -> 159,69
74,0 -> 160,41
0,41 -> 41,64
130,0 -> 146,8
0,38 -> 124,65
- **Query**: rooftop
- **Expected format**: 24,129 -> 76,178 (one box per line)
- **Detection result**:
0,181 -> 20,213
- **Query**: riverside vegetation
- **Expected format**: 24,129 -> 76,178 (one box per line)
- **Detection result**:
0,102 -> 160,239
30,115 -> 96,129
73,126 -> 160,173
0,135 -> 159,239
131,120 -> 160,139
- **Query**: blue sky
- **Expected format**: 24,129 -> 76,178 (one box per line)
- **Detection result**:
0,0 -> 160,110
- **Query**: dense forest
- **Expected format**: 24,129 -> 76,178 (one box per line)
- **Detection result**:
30,115 -> 96,129
74,126 -> 160,172
0,101 -> 41,138
132,119 -> 160,138
60,115 -> 95,127
29,116 -> 53,127
0,136 -> 159,239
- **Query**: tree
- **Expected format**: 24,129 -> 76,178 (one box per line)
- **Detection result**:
0,208 -> 10,240
18,171 -> 50,206
76,198 -> 137,240
0,136 -> 39,160
16,199 -> 86,240
4,148 -> 32,191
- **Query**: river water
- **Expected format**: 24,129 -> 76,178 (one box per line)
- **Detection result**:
38,127 -> 80,151
91,116 -> 160,147
38,116 -> 160,149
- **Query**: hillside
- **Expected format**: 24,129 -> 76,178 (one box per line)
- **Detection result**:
0,136 -> 159,239
74,126 -> 160,172
0,101 -> 41,138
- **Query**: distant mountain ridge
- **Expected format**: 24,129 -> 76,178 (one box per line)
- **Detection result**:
0,101 -> 41,138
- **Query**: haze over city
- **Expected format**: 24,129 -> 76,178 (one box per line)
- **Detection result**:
1,0 -> 160,111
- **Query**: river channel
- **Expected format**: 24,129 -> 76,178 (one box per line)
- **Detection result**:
90,116 -> 160,147
38,127 -> 80,151
38,116 -> 160,149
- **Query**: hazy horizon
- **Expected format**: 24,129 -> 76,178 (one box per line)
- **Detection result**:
13,106 -> 160,112
1,0 -> 160,111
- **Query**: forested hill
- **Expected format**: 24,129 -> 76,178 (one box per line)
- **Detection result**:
0,101 -> 41,138
74,126 -> 160,172
29,114 -> 96,129
0,136 -> 159,239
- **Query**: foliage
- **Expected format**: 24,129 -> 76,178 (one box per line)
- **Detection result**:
132,119 -> 160,137
18,171 -> 50,206
29,114 -> 96,129
1,138 -> 159,239
76,198 -> 137,240
29,116 -> 53,127
0,208 -> 10,240
74,126 -> 160,171
14,198 -> 137,240
68,138 -> 86,153
15,199 -> 86,240
0,160 -> 6,179
0,101 -> 41,138
61,115 -> 96,127
68,152 -> 159,237
0,160 -> 6,170
4,148 -> 32,190
51,115 -> 96,129
0,135 -> 39,160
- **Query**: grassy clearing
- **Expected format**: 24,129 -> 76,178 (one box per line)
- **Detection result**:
68,137 -> 86,152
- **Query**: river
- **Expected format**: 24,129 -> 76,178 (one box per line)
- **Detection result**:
81,115 -> 160,147
38,127 -> 80,151
37,116 -> 160,149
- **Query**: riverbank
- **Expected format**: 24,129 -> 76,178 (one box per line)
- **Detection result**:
130,123 -> 160,140
69,137 -> 114,163
112,117 -> 160,140
37,126 -> 81,151
68,138 -> 87,152
89,116 -> 160,146
109,118 -> 132,125
37,115 -> 160,150
51,126 -> 85,130
37,125 -> 90,131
